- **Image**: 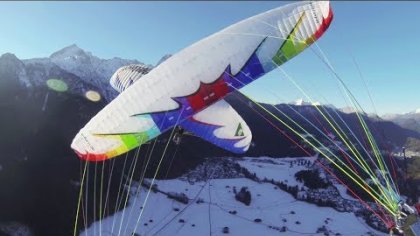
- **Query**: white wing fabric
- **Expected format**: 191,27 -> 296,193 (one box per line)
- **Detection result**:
71,1 -> 333,161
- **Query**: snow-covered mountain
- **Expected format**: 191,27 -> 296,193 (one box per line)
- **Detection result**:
339,106 -> 357,114
0,53 -> 28,88
0,44 -> 161,101
289,98 -> 320,106
382,110 -> 420,134
21,44 -> 153,101
49,44 -> 152,84
382,109 -> 420,120
381,110 -> 420,156
50,45 -> 152,99
81,157 -> 387,236
291,98 -> 311,106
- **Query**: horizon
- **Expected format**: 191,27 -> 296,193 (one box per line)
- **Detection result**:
1,1 -> 419,115
2,43 -> 417,117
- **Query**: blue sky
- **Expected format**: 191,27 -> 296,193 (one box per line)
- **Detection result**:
0,1 -> 419,115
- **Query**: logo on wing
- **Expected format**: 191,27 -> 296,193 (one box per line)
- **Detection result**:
235,123 -> 245,137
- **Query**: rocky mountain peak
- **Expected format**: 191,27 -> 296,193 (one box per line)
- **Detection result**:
0,53 -> 23,65
50,44 -> 91,59
0,53 -> 27,87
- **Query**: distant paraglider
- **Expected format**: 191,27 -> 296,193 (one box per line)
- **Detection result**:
109,64 -> 152,93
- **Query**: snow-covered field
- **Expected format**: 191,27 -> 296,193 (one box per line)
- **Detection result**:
81,157 -> 386,236
334,184 -> 357,201
236,156 -> 314,187
0,222 -> 33,236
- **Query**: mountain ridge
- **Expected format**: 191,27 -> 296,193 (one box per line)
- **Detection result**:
1,44 -> 157,101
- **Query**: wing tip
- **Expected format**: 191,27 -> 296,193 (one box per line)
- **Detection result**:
74,149 -> 109,162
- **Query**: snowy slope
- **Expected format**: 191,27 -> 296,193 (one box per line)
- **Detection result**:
81,157 -> 386,236
237,156 -> 314,187
1,45 -> 157,101
0,222 -> 33,236
383,110 -> 420,135
41,45 -> 148,100
49,44 -> 143,83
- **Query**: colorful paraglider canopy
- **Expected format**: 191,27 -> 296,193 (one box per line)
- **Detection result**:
85,90 -> 101,102
71,1 -> 333,161
46,79 -> 68,92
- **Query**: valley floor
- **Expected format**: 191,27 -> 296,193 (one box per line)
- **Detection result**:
81,157 -> 387,236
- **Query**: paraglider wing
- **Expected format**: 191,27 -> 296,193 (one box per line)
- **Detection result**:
109,64 -> 152,93
180,99 -> 252,153
71,1 -> 333,162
